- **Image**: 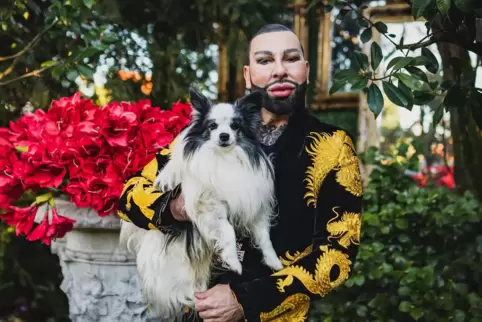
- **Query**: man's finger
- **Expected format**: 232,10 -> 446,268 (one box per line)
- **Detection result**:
196,285 -> 216,298
194,291 -> 209,300
194,298 -> 211,312
198,309 -> 219,319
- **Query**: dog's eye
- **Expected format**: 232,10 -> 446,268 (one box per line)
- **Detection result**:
209,123 -> 218,130
230,122 -> 239,130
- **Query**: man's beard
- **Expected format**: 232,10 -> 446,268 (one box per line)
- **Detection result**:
248,79 -> 308,116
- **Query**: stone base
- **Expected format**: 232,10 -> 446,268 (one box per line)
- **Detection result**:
47,199 -> 160,322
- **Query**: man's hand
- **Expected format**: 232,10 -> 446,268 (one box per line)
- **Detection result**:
169,194 -> 189,221
194,284 -> 244,322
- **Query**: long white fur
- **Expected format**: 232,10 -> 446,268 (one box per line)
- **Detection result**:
119,99 -> 282,321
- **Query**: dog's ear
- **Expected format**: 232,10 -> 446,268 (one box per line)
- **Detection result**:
189,87 -> 211,115
235,91 -> 264,112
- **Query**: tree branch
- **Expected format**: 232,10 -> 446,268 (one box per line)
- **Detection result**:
0,18 -> 58,62
0,62 -> 59,86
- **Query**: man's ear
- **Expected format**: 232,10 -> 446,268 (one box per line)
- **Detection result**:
189,87 -> 211,114
235,90 -> 264,111
243,65 -> 251,89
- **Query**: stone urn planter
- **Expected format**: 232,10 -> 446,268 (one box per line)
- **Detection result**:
40,199 -> 159,322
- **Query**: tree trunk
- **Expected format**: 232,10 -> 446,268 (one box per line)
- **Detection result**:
437,42 -> 482,200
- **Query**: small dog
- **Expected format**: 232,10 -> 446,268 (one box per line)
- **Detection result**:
119,88 -> 283,320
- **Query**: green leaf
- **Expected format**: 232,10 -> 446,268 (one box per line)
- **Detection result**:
101,32 -> 119,44
412,0 -> 432,19
15,145 -> 28,152
329,81 -> 347,95
40,60 -> 56,68
83,0 -> 93,9
414,91 -> 436,105
399,301 -> 412,313
331,69 -> 364,94
405,66 -> 429,83
410,307 -> 424,320
436,0 -> 451,14
370,42 -> 383,71
454,0 -> 474,12
395,218 -> 409,229
453,310 -> 466,322
360,28 -> 372,43
351,77 -> 369,91
73,46 -> 104,62
383,81 -> 409,107
398,81 -> 415,110
386,57 -> 403,70
392,57 -> 413,71
66,69 -> 79,82
358,17 -> 369,28
421,48 -> 439,73
374,21 -> 388,34
411,56 -> 432,66
433,103 -> 445,126
334,69 -> 359,82
352,51 -> 369,71
35,192 -> 54,205
367,83 -> 384,116
354,275 -> 365,286
77,64 -> 95,79
398,286 -> 411,296
397,73 -> 425,91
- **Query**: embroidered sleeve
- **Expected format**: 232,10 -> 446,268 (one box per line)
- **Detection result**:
116,147 -> 180,230
229,130 -> 363,322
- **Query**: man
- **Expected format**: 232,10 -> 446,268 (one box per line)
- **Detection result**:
117,24 -> 363,322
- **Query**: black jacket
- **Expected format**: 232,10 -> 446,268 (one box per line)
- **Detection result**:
117,111 -> 363,322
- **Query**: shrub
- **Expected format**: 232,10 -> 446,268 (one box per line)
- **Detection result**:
312,147 -> 482,322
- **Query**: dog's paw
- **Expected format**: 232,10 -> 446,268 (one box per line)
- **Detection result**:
264,256 -> 284,271
229,260 -> 243,275
220,253 -> 243,275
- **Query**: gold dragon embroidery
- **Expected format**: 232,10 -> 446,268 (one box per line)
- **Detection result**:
123,176 -> 162,220
304,130 -> 363,207
279,245 -> 313,267
272,246 -> 352,297
327,207 -> 361,249
259,293 -> 310,322
117,211 -> 131,222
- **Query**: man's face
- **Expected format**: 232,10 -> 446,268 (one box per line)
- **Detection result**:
244,31 -> 310,116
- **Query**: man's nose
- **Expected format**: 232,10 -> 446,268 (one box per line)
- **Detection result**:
272,60 -> 288,79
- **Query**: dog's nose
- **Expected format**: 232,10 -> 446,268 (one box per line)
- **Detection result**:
219,133 -> 230,142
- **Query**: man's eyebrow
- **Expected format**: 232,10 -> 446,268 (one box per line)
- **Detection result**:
253,48 -> 301,56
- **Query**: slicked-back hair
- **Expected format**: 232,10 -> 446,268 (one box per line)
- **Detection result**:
245,24 -> 305,64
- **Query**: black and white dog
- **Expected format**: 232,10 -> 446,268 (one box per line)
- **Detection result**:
119,89 -> 282,320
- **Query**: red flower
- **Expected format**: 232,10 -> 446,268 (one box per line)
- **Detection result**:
63,179 -> 91,208
26,210 -> 51,245
0,92 -> 193,245
47,207 -> 76,239
101,102 -> 138,147
0,205 -> 37,236
8,109 -> 47,146
25,206 -> 75,246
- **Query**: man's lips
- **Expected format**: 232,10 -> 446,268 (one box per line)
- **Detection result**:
268,84 -> 295,97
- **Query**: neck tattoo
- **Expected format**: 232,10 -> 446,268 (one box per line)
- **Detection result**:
258,123 -> 287,146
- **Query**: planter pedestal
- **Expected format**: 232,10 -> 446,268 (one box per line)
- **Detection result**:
47,200 -> 159,322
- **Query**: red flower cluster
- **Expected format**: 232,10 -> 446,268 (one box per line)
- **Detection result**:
0,93 -> 191,245
407,164 -> 455,189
